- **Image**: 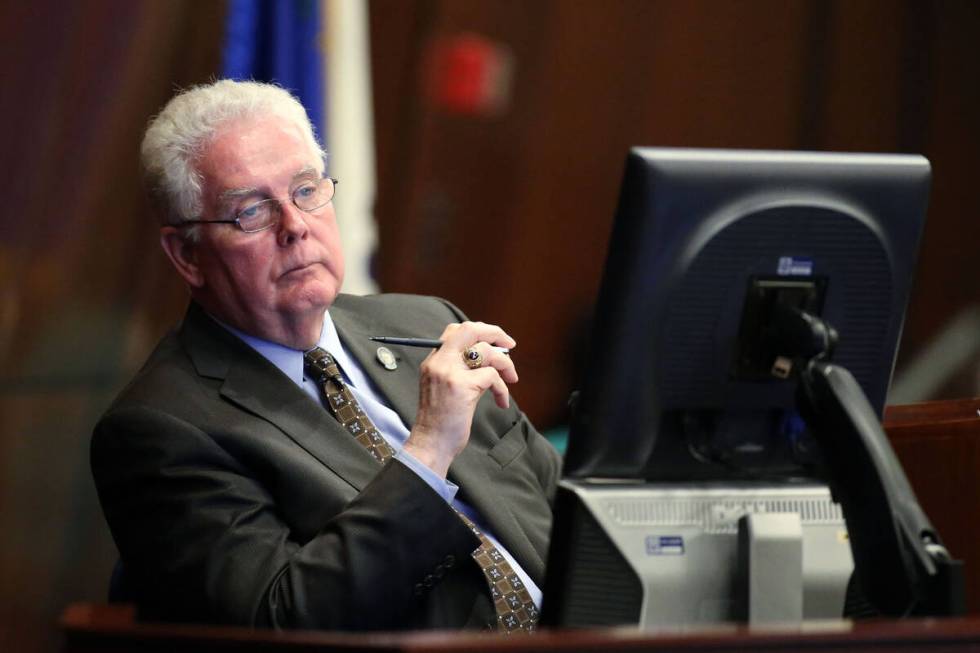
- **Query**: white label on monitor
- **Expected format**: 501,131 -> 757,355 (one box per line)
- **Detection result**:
646,535 -> 684,555
777,256 -> 813,276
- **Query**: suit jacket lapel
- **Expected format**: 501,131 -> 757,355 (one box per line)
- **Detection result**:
178,303 -> 382,492
328,301 -> 421,428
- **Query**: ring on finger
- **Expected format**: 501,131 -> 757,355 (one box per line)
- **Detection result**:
462,346 -> 484,369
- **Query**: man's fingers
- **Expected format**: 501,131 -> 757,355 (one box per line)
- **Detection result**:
490,376 -> 510,409
469,367 -> 511,409
409,322 -> 518,474
467,341 -> 518,383
440,321 -> 517,350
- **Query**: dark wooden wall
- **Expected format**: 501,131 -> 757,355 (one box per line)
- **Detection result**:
0,3 -> 225,652
369,0 -> 980,428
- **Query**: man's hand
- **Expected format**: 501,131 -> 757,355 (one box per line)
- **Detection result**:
403,322 -> 518,478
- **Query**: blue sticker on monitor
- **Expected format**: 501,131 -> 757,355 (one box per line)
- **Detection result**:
646,535 -> 685,555
777,256 -> 813,276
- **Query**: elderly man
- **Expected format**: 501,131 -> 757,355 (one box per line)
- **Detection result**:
92,80 -> 560,633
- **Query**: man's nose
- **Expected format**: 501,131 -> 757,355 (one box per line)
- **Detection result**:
276,200 -> 310,246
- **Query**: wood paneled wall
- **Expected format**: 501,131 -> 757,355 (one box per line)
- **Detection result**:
369,0 -> 980,427
0,3 -> 224,652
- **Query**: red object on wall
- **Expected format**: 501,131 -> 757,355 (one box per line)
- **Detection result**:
426,32 -> 513,116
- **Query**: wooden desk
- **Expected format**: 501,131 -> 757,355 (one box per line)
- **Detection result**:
884,397 -> 980,613
60,603 -> 980,652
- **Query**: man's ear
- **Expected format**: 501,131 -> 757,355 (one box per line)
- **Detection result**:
160,227 -> 205,288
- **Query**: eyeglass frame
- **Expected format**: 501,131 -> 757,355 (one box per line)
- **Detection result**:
178,176 -> 339,234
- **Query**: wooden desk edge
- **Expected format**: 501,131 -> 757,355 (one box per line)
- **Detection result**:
61,603 -> 980,652
884,397 -> 980,427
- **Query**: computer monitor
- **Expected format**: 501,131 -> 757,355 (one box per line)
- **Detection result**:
562,148 -> 929,482
542,148 -> 937,628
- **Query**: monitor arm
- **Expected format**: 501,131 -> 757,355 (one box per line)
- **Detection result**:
770,304 -> 965,617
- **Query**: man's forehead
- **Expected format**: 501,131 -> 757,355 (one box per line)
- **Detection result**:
200,116 -> 323,198
204,114 -> 319,164
216,165 -> 321,199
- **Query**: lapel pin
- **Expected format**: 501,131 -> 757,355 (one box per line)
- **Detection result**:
375,346 -> 398,370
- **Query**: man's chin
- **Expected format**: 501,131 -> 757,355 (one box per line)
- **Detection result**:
282,279 -> 339,315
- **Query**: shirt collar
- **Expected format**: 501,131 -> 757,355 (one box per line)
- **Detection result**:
317,311 -> 364,387
216,312 -> 343,387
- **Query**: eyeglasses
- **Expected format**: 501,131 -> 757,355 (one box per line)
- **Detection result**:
181,176 -> 338,233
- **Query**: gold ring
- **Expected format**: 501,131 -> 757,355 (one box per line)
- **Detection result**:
462,347 -> 484,369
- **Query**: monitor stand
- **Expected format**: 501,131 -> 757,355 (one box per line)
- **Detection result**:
740,511 -> 804,623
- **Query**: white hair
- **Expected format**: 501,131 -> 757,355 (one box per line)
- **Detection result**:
140,79 -> 325,227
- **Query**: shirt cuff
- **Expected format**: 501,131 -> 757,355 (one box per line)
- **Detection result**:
394,448 -> 460,504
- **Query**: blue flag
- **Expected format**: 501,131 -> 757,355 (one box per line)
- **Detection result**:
222,0 -> 326,145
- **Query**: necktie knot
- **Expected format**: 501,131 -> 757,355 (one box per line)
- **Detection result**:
304,346 -> 343,386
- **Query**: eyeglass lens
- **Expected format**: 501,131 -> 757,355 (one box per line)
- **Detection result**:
237,177 -> 336,232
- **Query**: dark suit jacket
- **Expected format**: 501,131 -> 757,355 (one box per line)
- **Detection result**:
91,294 -> 561,631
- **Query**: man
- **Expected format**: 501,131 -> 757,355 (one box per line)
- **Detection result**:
92,80 -> 561,632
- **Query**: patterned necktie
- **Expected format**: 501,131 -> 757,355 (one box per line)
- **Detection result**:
302,347 -> 539,633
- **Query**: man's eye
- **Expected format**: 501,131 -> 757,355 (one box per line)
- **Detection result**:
295,184 -> 316,198
240,204 -> 262,218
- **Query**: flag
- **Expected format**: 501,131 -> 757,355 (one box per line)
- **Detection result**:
223,0 -> 325,138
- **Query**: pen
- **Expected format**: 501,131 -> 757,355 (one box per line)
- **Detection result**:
369,336 -> 510,355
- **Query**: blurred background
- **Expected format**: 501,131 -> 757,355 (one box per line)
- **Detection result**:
2,0 -> 978,651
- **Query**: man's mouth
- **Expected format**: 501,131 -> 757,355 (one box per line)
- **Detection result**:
282,261 -> 321,277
